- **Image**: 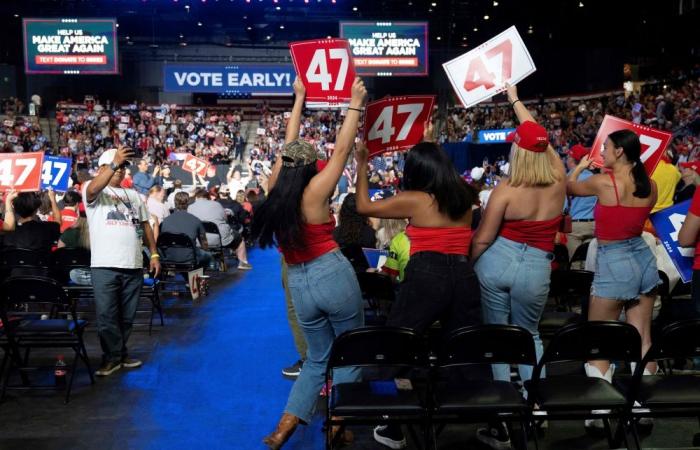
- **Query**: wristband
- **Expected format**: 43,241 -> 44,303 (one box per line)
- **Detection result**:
511,99 -> 522,107
150,253 -> 160,259
347,107 -> 364,113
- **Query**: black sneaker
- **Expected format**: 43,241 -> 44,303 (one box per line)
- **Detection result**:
122,357 -> 143,369
95,361 -> 122,377
476,423 -> 511,450
373,425 -> 407,449
282,359 -> 304,378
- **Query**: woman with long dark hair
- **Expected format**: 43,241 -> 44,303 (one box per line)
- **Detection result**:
568,128 -> 659,430
354,126 -> 481,449
255,77 -> 367,449
333,193 -> 377,249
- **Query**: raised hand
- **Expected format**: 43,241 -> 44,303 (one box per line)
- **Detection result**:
293,77 -> 306,98
350,77 -> 368,106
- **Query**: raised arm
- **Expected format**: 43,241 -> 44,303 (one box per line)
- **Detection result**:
505,83 -> 535,125
567,155 -> 601,197
86,146 -> 133,204
47,189 -> 62,224
680,192 -> 700,247
2,190 -> 17,231
285,77 -> 305,144
305,77 -> 367,203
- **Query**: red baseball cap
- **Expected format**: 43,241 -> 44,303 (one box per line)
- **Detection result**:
506,121 -> 549,153
680,161 -> 700,173
567,144 -> 590,162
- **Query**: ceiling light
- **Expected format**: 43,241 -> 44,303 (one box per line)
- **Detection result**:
436,36 -> 441,40
493,0 -> 498,5
266,35 -> 271,40
185,5 -> 190,9
279,24 -> 284,29
13,14 -> 19,18
246,26 -> 252,30
197,21 -> 203,26
326,35 -> 332,38
462,36 -> 467,40
483,15 -> 490,20
275,5 -> 281,9
352,6 -> 358,11
179,33 -> 184,38
578,1 -> 584,6
428,8 -> 432,12
431,2 -> 436,6
115,23 -> 120,27
527,29 -> 533,34
473,27 -> 478,31
126,36 -> 130,40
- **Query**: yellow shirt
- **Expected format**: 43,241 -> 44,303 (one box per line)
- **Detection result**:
651,160 -> 681,213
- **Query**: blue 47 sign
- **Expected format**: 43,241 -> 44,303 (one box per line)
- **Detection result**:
650,200 -> 694,283
41,156 -> 72,192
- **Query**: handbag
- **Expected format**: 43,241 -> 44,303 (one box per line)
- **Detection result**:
560,196 -> 573,234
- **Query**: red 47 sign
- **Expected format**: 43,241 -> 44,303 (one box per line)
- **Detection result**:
0,152 -> 43,192
589,115 -> 672,175
443,26 -> 535,108
364,96 -> 435,157
182,153 -> 210,177
289,38 -> 356,109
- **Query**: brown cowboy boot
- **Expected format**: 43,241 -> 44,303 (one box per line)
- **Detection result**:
263,413 -> 300,449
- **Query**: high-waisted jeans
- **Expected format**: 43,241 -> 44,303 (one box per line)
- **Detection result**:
284,250 -> 364,423
474,237 -> 553,383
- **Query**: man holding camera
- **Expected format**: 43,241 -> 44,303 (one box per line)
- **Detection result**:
83,146 -> 161,376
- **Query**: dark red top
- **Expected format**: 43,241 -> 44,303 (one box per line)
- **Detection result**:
280,216 -> 338,265
688,189 -> 700,270
594,173 -> 652,241
499,216 -> 561,252
406,225 -> 472,256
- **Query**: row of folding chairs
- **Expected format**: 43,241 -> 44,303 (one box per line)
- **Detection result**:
325,320 -> 700,450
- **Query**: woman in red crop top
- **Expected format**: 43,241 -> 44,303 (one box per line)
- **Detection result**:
355,125 -> 481,449
254,78 -> 367,449
471,84 -> 566,411
568,129 -> 660,429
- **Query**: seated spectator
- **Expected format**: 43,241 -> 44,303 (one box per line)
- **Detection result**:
160,192 -> 213,268
120,167 -> 134,189
188,188 -> 251,270
380,230 -> 411,283
376,218 -> 407,250
60,190 -> 81,232
333,193 -> 377,249
4,192 -> 61,252
37,189 -> 62,225
58,216 -> 92,285
167,179 -> 189,210
237,190 -> 253,220
217,185 -> 247,227
146,185 -> 170,223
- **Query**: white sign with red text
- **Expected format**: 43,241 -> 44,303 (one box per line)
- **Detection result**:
589,115 -> 672,175
0,152 -> 44,192
443,26 -> 535,108
289,38 -> 356,109
182,153 -> 210,177
364,95 -> 435,157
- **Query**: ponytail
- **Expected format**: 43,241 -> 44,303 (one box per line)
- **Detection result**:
608,129 -> 651,199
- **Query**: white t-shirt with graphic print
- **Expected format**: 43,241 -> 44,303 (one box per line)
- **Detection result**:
82,181 -> 149,269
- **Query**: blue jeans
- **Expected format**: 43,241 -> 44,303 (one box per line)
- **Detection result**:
474,237 -> 552,383
91,268 -> 143,363
284,251 -> 364,423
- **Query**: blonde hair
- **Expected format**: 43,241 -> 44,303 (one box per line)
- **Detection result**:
378,218 -> 407,247
75,217 -> 91,250
508,145 -> 560,188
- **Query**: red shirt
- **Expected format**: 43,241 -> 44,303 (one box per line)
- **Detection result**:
406,225 -> 472,256
280,217 -> 338,265
688,189 -> 700,270
60,208 -> 79,233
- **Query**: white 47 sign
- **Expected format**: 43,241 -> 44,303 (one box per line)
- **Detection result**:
443,26 -> 536,108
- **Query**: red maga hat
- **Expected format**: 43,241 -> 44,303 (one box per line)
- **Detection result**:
680,161 -> 700,174
506,121 -> 549,153
567,144 -> 590,162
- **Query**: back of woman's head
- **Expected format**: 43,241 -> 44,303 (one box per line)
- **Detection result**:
252,162 -> 317,249
336,193 -> 365,245
508,146 -> 559,188
403,142 -> 473,220
608,129 -> 651,198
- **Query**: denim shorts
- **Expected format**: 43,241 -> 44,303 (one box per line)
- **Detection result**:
592,237 -> 660,301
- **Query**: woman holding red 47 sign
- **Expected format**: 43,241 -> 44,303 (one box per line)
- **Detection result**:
355,122 -> 481,450
254,76 -> 367,449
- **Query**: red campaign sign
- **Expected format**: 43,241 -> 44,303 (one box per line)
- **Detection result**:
289,38 -> 356,108
364,96 -> 435,157
589,115 -> 673,175
182,153 -> 210,177
0,152 -> 44,192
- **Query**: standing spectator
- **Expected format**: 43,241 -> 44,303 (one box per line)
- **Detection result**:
565,144 -> 597,259
82,147 -> 160,377
227,164 -> 251,194
60,190 -> 81,233
679,187 -> 700,319
651,154 -> 681,213
674,161 -> 699,204
233,131 -> 245,161
133,159 -> 162,196
188,188 -> 251,270
146,185 -> 170,223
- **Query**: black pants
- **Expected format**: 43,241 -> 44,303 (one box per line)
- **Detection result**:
386,252 -> 482,335
690,271 -> 700,319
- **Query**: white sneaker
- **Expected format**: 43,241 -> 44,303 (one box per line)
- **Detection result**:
476,423 -> 512,450
373,425 -> 407,449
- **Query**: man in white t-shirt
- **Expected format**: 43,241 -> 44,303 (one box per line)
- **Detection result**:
83,146 -> 161,377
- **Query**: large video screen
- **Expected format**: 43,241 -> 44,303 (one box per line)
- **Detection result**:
340,21 -> 429,77
163,64 -> 296,95
23,18 -> 118,75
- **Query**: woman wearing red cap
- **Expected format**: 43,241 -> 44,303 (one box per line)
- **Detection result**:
568,128 -> 659,430
254,77 -> 367,449
674,161 -> 699,203
471,83 -> 566,448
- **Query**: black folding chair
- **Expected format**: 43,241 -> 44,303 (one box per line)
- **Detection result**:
1,248 -> 51,278
51,247 -> 91,284
0,276 -> 94,403
141,252 -> 163,335
552,244 -> 570,272
201,221 -> 227,272
356,271 -> 395,324
525,321 -> 641,449
432,325 -> 537,449
340,245 -> 370,273
540,270 -> 593,339
157,232 -> 202,296
569,242 -> 590,269
624,319 -> 700,449
326,326 -> 429,449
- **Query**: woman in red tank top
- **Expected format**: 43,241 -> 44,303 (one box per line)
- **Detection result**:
568,129 -> 660,430
254,78 -> 367,449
